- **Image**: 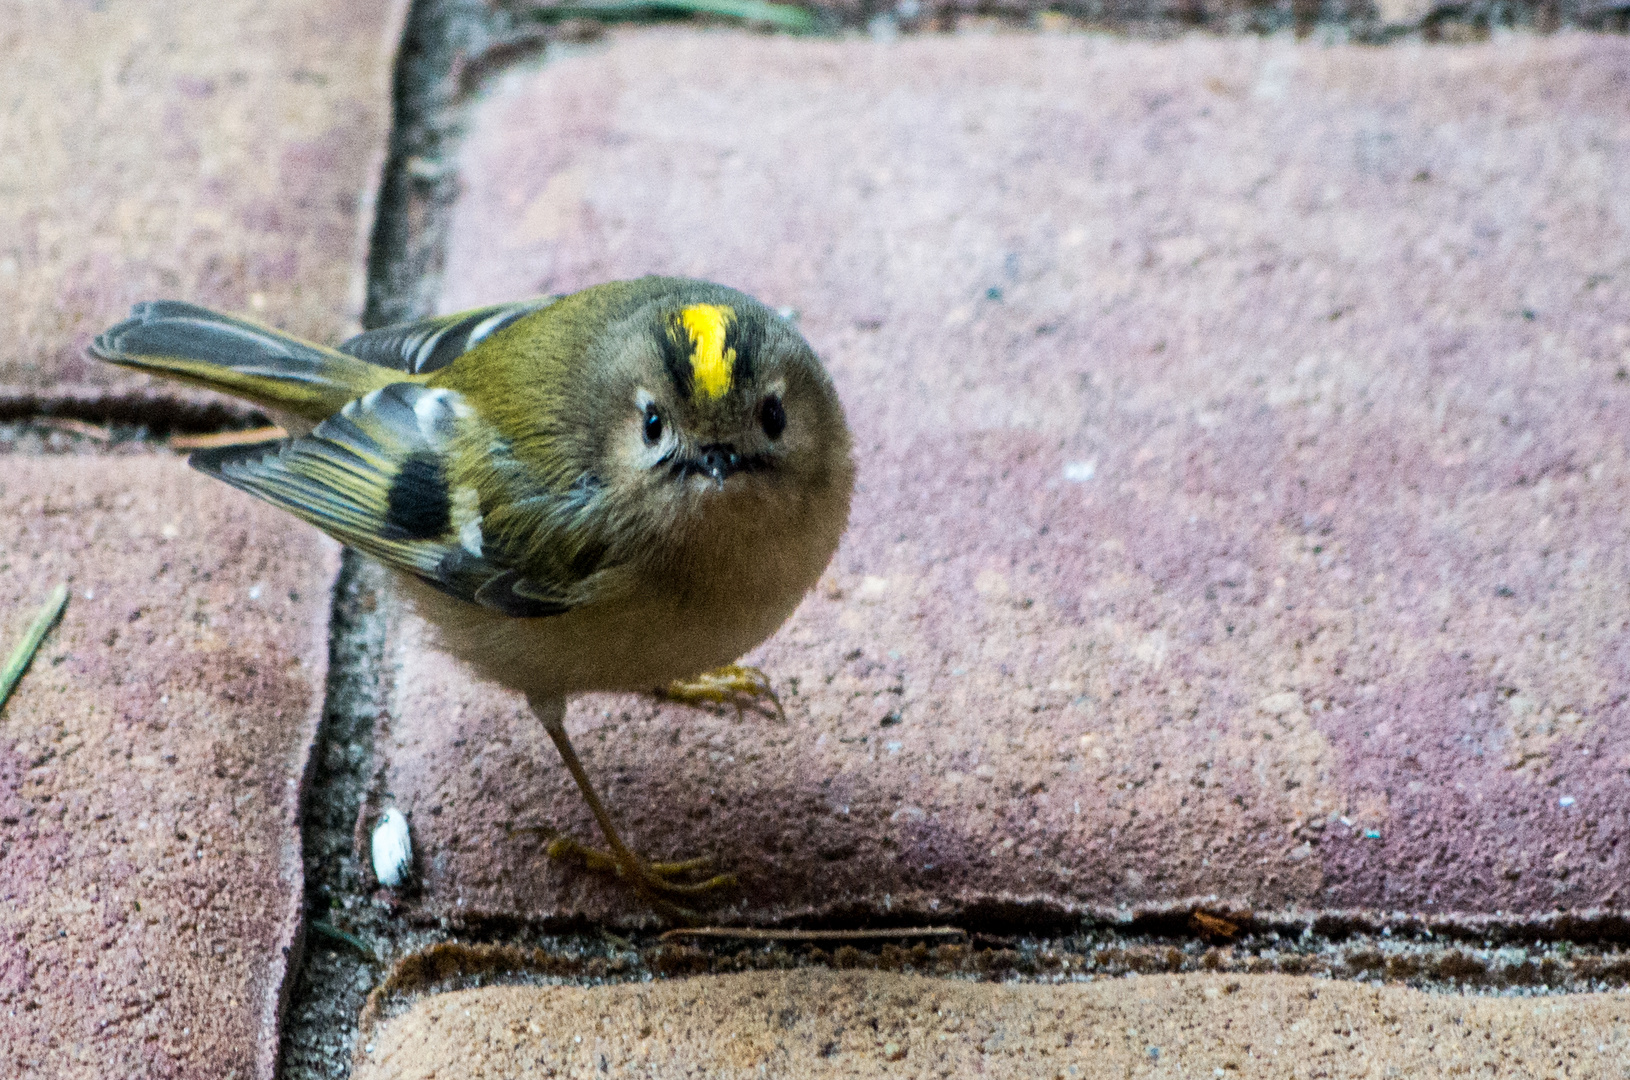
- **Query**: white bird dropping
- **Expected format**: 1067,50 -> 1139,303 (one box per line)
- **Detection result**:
371,807 -> 413,888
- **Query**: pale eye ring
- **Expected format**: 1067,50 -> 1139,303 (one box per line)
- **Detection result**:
642,403 -> 664,446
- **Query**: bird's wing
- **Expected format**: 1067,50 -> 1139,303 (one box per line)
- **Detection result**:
189,382 -> 587,617
336,298 -> 562,375
90,300 -> 399,421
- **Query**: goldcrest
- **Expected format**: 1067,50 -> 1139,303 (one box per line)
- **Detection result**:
92,277 -> 855,912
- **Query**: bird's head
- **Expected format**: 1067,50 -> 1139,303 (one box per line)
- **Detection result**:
590,284 -> 852,539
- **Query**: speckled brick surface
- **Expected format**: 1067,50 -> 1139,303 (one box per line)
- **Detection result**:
373,30 -> 1630,927
353,968 -> 1630,1078
0,0 -> 402,402
0,457 -> 339,1079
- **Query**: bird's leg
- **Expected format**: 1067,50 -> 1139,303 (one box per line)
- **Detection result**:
663,664 -> 785,721
529,696 -> 736,905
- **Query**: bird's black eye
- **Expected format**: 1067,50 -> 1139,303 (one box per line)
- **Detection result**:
642,404 -> 663,446
760,394 -> 786,440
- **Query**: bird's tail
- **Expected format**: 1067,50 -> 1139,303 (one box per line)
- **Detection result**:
90,301 -> 401,423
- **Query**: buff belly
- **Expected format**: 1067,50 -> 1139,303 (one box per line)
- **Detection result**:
397,521 -> 836,700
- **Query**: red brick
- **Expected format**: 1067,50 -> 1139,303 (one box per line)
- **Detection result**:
0,0 -> 403,403
0,456 -> 339,1079
379,31 -> 1630,925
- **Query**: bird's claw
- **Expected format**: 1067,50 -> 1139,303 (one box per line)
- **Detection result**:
664,664 -> 786,721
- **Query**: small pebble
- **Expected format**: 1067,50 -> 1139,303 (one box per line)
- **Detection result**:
371,807 -> 414,888
1063,459 -> 1097,482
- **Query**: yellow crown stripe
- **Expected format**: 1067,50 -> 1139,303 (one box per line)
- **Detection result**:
677,304 -> 736,400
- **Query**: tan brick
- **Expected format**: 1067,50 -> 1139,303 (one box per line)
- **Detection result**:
353,968 -> 1630,1078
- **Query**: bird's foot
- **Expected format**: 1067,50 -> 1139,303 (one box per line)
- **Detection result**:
545,835 -> 737,900
663,664 -> 785,721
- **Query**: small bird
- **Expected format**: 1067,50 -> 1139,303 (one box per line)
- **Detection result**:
92,277 -> 855,913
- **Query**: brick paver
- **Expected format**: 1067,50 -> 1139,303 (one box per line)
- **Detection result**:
0,457 -> 339,1079
0,0 -> 402,403
376,29 -> 1630,927
353,968 -> 1630,1078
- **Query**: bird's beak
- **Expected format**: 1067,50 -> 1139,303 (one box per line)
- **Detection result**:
696,443 -> 741,484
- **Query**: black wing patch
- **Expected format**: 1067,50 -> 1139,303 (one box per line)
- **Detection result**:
338,298 -> 561,375
384,454 -> 451,540
189,382 -> 579,618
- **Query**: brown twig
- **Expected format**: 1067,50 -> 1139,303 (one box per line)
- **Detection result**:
168,426 -> 287,450
659,925 -> 967,944
39,417 -> 113,442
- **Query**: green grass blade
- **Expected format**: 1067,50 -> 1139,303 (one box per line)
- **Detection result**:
0,583 -> 69,715
310,920 -> 378,962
